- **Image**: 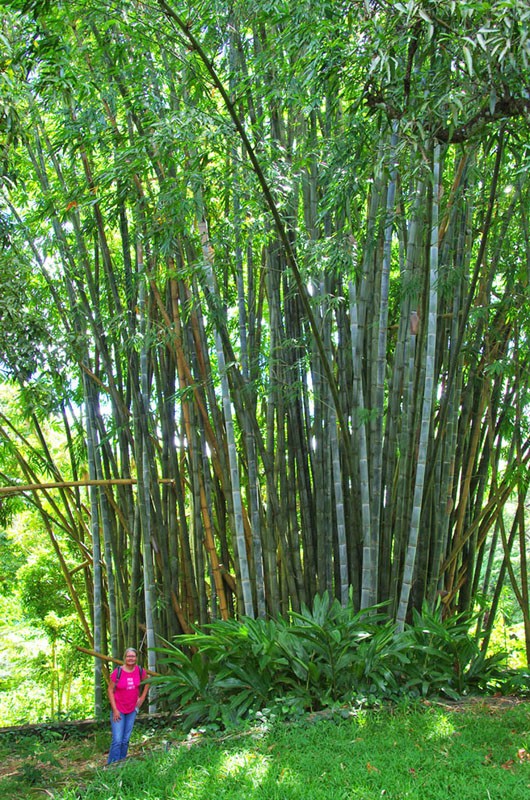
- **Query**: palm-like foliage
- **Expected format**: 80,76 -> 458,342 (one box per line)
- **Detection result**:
153,618 -> 291,728
286,593 -> 396,702
403,604 -> 509,699
151,593 -> 510,729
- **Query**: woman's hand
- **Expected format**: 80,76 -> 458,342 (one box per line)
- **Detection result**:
112,709 -> 121,722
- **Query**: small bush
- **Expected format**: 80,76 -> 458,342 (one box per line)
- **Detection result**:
402,603 -> 509,699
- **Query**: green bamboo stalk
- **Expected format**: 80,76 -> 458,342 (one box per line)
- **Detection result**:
134,242 -> 158,709
396,142 -> 441,631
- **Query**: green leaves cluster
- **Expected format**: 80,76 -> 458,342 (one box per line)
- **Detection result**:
152,592 -> 511,730
404,604 -> 509,698
365,0 -> 530,143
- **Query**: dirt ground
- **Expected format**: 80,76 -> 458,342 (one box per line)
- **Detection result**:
0,716 -> 172,791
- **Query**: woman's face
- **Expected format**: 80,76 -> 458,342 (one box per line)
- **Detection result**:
124,649 -> 137,666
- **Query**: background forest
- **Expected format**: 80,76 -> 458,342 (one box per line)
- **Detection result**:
1,0 -> 529,723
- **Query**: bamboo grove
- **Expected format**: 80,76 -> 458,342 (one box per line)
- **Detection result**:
1,0 -> 530,700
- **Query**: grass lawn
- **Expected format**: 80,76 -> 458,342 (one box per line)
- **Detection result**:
1,699 -> 529,799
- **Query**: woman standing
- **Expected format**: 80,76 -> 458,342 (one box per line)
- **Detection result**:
107,648 -> 149,764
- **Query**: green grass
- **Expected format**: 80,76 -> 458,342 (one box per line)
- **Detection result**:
2,703 -> 530,799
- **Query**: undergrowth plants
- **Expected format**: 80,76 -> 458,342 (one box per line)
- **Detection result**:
402,604 -> 510,698
152,592 -> 517,731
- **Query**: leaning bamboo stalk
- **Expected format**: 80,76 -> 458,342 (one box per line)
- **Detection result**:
0,478 -> 176,495
76,646 -> 160,678
445,379 -> 490,594
441,436 -> 530,581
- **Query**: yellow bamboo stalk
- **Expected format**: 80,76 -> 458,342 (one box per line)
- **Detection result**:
0,478 -> 175,495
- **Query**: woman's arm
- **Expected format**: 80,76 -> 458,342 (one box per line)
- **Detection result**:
107,680 -> 121,721
136,675 -> 149,712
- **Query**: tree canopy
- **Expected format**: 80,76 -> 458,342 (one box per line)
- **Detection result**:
1,0 -> 529,705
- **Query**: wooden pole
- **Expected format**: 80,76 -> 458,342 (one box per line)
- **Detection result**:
0,478 -> 175,496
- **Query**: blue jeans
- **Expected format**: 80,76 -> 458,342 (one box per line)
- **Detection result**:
107,709 -> 137,764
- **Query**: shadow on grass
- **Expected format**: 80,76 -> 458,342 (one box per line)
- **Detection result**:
49,704 -> 530,800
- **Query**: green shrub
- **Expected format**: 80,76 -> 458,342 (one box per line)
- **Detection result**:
284,593 -> 405,704
153,616 -> 292,729
152,593 -> 512,730
402,603 -> 509,699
